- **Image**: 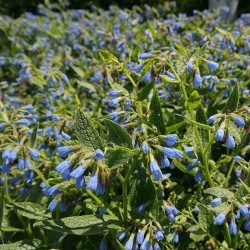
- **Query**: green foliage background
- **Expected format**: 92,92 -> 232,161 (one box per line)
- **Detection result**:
0,0 -> 249,18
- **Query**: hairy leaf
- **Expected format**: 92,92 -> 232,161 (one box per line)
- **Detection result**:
104,119 -> 133,149
222,83 -> 239,113
34,215 -> 122,235
204,187 -> 234,200
29,122 -> 39,148
76,108 -> 104,151
137,81 -> 154,101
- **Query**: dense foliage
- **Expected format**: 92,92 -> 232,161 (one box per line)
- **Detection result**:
0,3 -> 250,250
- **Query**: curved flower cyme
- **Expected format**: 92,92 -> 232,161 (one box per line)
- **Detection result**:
214,212 -> 226,225
70,166 -> 86,180
94,149 -> 105,160
124,235 -> 134,250
136,230 -> 145,244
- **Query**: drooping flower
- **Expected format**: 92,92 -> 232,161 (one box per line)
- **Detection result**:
234,117 -> 245,127
239,205 -> 249,217
154,229 -> 164,241
226,135 -> 235,148
214,212 -> 226,225
161,156 -> 170,168
29,148 -> 40,160
244,219 -> 250,231
211,198 -> 222,208
207,61 -> 219,71
164,134 -> 178,147
117,230 -> 126,241
186,61 -> 193,72
229,221 -> 237,235
215,127 -> 224,141
57,146 -> 72,157
99,238 -> 107,250
172,231 -> 179,243
94,149 -> 105,160
149,159 -> 163,181
207,115 -> 217,124
48,199 -> 58,211
142,142 -> 149,154
194,73 -> 202,88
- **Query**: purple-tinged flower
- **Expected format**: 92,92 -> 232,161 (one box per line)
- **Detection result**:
235,210 -> 240,220
162,147 -> 174,158
172,149 -> 183,159
215,127 -> 224,142
109,112 -> 118,120
45,126 -> 53,137
117,230 -> 126,241
150,159 -> 163,181
239,205 -> 249,217
244,219 -> 250,231
44,185 -> 59,197
109,90 -> 118,98
154,229 -> 164,241
194,73 -> 202,88
56,160 -> 71,179
165,134 -> 178,147
124,235 -> 134,250
167,72 -> 175,79
18,119 -> 31,126
133,64 -> 143,73
99,239 -> 107,250
96,181 -> 105,195
186,61 -> 193,72
211,198 -> 222,207
142,142 -> 149,154
94,149 -> 105,160
207,115 -> 217,124
194,170 -> 202,182
2,148 -> 11,159
154,242 -> 161,250
184,147 -> 193,157
229,221 -> 237,235
57,146 -> 71,157
2,160 -> 10,173
136,230 -> 145,244
29,148 -> 40,160
207,61 -> 219,71
62,132 -> 71,141
161,156 -> 170,168
139,53 -> 151,60
226,135 -> 235,148
215,212 -> 226,225
48,199 -> 58,211
235,117 -> 245,127
172,231 -> 179,243
17,158 -> 31,170
234,156 -> 242,162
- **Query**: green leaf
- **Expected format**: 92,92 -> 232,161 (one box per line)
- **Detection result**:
173,158 -> 196,176
198,204 -> 215,232
104,119 -> 133,149
222,83 -> 239,113
107,74 -> 129,96
204,187 -> 234,200
227,121 -> 242,145
185,90 -> 200,110
12,202 -> 51,220
128,162 -> 156,209
34,215 -> 122,235
29,122 -> 39,148
149,90 -> 165,134
235,173 -> 250,199
194,105 -> 209,161
99,49 -> 119,63
0,187 -> 4,228
159,74 -> 180,83
71,65 -> 85,78
104,146 -> 140,168
137,81 -> 154,101
166,121 -> 186,133
189,229 -> 206,242
77,80 -> 96,92
174,42 -> 208,76
0,240 -> 43,250
76,108 -> 104,151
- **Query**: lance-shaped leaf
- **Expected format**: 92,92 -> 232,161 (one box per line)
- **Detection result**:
104,146 -> 140,168
34,215 -> 122,235
76,108 -> 104,151
185,90 -> 200,110
222,83 -> 239,113
159,74 -> 180,83
104,119 -> 133,149
12,202 -> 51,220
137,81 -> 154,101
29,122 -> 39,148
107,74 -> 129,96
149,90 -> 166,134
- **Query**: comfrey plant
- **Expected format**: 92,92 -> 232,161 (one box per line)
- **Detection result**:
0,3 -> 250,250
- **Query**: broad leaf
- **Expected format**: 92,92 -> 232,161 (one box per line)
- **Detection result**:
34,215 -> 122,235
149,90 -> 166,134
198,204 -> 215,232
13,202 -> 51,220
104,119 -> 133,149
104,146 -> 140,168
204,187 -> 234,200
0,240 -> 43,250
137,81 -> 154,101
227,121 -> 242,145
222,83 -> 239,113
76,108 -> 104,151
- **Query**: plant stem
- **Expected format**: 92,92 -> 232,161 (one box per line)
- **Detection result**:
123,68 -> 137,88
223,160 -> 234,187
85,189 -> 117,218
223,222 -> 231,247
